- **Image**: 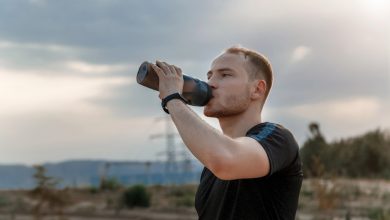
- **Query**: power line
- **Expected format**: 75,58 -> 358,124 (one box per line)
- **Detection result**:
150,116 -> 180,183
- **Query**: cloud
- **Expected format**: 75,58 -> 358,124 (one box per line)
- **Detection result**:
65,61 -> 128,74
291,46 -> 312,63
275,97 -> 389,142
0,0 -> 389,164
357,0 -> 390,20
0,39 -> 91,72
288,97 -> 381,122
28,0 -> 47,6
0,67 -> 131,116
0,111 -> 167,164
0,40 -> 83,54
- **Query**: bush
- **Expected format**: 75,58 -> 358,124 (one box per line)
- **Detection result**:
174,194 -> 195,207
300,124 -> 390,179
367,207 -> 390,220
29,165 -> 70,219
100,178 -> 122,191
168,185 -> 196,207
88,186 -> 99,194
121,185 -> 151,208
0,195 -> 9,208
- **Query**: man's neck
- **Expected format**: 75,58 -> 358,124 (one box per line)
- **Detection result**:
218,108 -> 262,138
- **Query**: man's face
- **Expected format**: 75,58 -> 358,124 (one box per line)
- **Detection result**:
204,52 -> 253,118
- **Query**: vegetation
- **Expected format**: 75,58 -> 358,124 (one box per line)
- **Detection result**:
167,185 -> 196,207
99,177 -> 123,191
29,165 -> 70,220
0,124 -> 387,219
0,195 -> 9,208
0,182 -> 386,219
120,184 -> 151,208
300,122 -> 390,179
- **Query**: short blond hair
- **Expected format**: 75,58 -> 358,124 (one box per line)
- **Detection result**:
225,46 -> 273,100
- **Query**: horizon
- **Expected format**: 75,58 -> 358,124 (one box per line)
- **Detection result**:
1,124 -> 388,167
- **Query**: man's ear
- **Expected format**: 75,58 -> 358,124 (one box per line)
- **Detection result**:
251,79 -> 266,100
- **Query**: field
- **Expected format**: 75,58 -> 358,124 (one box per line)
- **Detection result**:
0,179 -> 389,220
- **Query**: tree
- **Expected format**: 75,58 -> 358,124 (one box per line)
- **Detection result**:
99,177 -> 122,191
300,123 -> 390,179
300,122 -> 329,177
29,165 -> 69,220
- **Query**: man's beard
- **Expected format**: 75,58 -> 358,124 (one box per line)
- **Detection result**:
204,89 -> 251,118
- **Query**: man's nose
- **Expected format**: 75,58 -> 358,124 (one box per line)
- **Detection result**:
207,76 -> 218,89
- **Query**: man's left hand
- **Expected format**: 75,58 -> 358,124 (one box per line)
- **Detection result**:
151,60 -> 184,99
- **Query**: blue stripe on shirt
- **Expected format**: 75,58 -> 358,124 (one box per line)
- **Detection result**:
250,123 -> 276,141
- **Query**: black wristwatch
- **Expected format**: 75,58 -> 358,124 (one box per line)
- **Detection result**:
161,92 -> 188,114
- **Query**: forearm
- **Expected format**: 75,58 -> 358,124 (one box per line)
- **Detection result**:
166,99 -> 233,170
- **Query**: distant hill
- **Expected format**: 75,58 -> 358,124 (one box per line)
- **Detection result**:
0,160 -> 203,189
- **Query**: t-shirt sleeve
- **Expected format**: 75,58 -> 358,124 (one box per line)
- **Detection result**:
247,123 -> 299,176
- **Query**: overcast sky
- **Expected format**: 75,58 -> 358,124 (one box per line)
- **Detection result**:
0,0 -> 389,165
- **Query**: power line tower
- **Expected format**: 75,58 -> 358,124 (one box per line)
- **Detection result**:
150,116 -> 180,183
178,143 -> 193,173
177,143 -> 196,183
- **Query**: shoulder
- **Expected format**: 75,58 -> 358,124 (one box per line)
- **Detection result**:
246,122 -> 300,175
246,122 -> 295,144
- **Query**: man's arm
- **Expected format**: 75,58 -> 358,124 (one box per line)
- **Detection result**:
151,60 -> 270,180
166,99 -> 270,180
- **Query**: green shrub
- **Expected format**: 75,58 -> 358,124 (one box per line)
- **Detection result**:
121,185 -> 151,208
367,207 -> 390,220
168,185 -> 196,208
300,124 -> 390,179
0,195 -> 9,208
100,178 -> 122,191
174,194 -> 194,207
88,186 -> 99,194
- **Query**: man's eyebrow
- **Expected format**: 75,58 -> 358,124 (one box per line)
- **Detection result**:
207,68 -> 234,76
217,68 -> 234,72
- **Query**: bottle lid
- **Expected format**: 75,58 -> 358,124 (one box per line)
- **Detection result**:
136,61 -> 149,84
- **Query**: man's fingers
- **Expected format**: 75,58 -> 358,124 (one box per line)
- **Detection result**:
161,61 -> 177,75
151,64 -> 165,77
155,60 -> 181,77
156,60 -> 171,74
173,65 -> 182,76
168,65 -> 177,75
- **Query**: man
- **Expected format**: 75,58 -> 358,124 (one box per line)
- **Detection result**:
150,46 -> 303,220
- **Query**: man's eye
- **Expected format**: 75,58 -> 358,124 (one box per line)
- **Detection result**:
222,73 -> 230,77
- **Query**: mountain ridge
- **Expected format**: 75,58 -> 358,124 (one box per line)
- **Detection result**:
0,159 -> 203,189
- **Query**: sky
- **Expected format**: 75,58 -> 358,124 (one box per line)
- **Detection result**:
0,0 -> 389,165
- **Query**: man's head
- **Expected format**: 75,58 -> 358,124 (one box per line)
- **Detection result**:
204,46 -> 273,118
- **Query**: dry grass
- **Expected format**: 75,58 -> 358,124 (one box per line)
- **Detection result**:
0,179 -> 389,220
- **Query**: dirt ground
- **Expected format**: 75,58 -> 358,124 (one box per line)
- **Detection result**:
0,211 -> 198,220
0,179 -> 389,220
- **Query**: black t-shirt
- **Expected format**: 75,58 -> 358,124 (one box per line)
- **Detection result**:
195,122 -> 303,220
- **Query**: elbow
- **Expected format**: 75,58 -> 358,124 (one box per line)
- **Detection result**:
207,154 -> 235,181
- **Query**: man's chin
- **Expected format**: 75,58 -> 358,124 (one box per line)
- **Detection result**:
203,107 -> 223,118
203,108 -> 216,118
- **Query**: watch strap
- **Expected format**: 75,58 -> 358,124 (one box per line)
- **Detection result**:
161,93 -> 187,114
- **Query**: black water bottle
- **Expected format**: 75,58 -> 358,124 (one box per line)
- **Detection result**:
136,61 -> 212,106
